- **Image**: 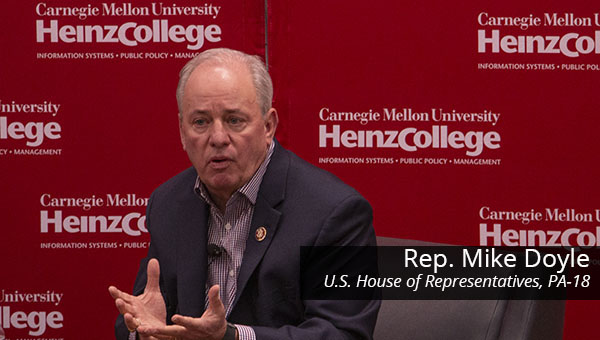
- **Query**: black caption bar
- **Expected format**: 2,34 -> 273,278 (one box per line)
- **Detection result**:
300,246 -> 600,300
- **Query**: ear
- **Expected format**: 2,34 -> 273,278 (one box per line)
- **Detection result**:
264,108 -> 278,141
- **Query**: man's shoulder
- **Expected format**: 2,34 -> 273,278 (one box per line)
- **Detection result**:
150,166 -> 198,201
271,144 -> 375,247
277,145 -> 364,203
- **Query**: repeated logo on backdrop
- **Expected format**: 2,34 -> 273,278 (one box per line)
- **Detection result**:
318,107 -> 503,166
479,207 -> 600,247
39,192 -> 149,250
0,100 -> 62,156
34,2 -> 223,60
477,11 -> 600,70
0,289 -> 64,339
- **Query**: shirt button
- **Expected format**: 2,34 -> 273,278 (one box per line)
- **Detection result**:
225,223 -> 232,231
229,269 -> 235,277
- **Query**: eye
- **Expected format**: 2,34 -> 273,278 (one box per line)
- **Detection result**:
192,118 -> 207,126
228,116 -> 244,125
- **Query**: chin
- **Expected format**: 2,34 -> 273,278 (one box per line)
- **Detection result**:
206,177 -> 237,192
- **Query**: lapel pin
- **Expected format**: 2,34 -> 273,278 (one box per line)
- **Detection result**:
255,226 -> 267,242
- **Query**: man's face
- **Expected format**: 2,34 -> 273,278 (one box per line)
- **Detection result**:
179,61 -> 277,204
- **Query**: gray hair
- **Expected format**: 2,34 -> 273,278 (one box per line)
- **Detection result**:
176,48 -> 273,119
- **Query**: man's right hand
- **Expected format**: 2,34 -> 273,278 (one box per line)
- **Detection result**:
109,258 -> 167,340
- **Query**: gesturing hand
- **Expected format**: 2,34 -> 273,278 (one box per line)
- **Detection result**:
137,285 -> 229,340
109,258 -> 167,340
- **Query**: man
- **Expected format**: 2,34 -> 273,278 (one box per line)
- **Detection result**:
109,48 -> 379,340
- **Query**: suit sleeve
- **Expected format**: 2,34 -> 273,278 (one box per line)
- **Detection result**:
252,194 -> 381,340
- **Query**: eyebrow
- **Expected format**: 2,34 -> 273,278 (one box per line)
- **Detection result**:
189,109 -> 209,115
224,109 -> 243,114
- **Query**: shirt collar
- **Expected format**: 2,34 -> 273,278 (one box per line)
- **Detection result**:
194,141 -> 275,206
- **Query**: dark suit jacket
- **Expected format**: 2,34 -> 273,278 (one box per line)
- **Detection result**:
115,142 -> 380,339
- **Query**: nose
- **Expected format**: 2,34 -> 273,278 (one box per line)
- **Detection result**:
208,120 -> 230,148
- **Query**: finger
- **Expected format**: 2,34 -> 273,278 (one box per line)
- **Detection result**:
206,285 -> 225,316
123,313 -> 141,332
171,314 -> 199,328
115,298 -> 134,315
109,286 -> 136,303
108,286 -> 120,298
145,258 -> 161,293
138,324 -> 187,337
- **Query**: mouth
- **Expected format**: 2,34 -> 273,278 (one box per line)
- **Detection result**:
208,156 -> 232,169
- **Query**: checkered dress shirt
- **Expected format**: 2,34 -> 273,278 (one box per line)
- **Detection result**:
194,142 -> 274,340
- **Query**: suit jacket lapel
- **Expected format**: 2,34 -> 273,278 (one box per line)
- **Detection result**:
232,141 -> 288,309
176,186 -> 209,317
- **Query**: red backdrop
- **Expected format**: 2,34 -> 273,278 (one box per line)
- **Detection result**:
1,0 -> 598,338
